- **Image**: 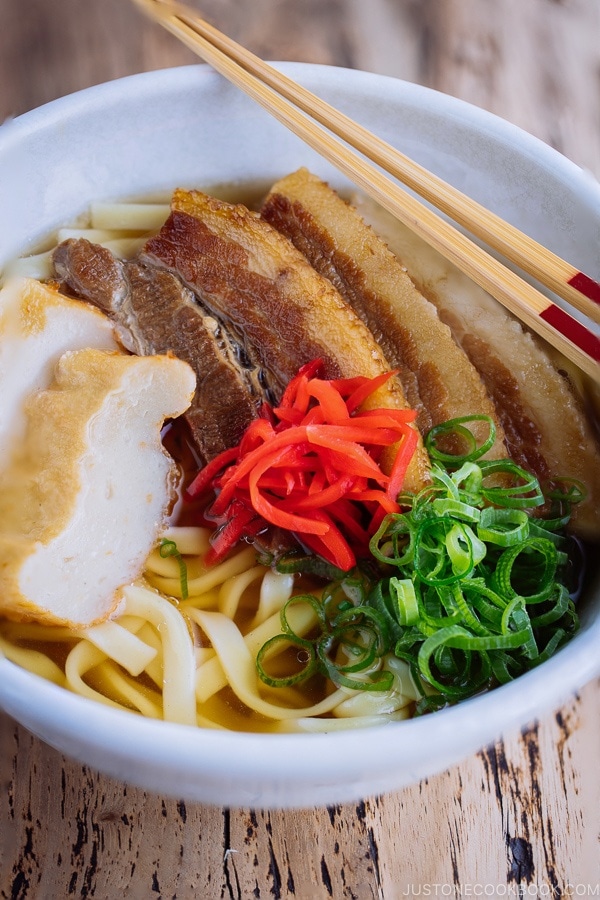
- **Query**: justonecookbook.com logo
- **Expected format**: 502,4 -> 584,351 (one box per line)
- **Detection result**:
399,885 -> 600,897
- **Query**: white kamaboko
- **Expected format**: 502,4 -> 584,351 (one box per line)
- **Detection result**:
0,277 -> 118,461
0,341 -> 195,627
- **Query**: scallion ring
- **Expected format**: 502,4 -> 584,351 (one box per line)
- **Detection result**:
425,415 -> 497,464
256,634 -> 318,687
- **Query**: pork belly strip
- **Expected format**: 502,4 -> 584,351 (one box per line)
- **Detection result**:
352,194 -> 600,540
142,188 -> 431,493
52,238 -> 260,461
261,168 -> 506,460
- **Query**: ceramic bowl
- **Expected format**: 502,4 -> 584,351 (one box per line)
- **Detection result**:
0,64 -> 598,808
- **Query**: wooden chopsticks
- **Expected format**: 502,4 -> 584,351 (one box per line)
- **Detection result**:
133,0 -> 600,383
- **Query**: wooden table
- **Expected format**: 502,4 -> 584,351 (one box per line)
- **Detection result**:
1,1 -> 599,895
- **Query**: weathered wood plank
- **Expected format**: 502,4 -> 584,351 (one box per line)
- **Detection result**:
1,0 -> 598,176
1,679 -> 598,896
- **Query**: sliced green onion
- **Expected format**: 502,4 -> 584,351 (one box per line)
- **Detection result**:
364,422 -> 582,707
159,539 -> 189,600
318,626 -> 378,674
280,595 -> 327,636
256,634 -> 318,687
492,538 -> 558,604
430,465 -> 461,500
527,518 -> 568,545
413,519 -> 454,585
447,584 -> 489,637
275,552 -> 346,580
257,591 -> 394,693
432,498 -> 481,522
332,605 -> 391,648
533,629 -> 567,665
390,577 -> 419,626
425,415 -> 496,463
500,595 -> 525,636
528,585 -> 570,628
368,580 -> 403,643
417,626 -> 492,698
543,477 -> 587,507
369,513 -> 415,567
508,603 -> 538,659
415,694 -> 448,715
477,508 -> 529,546
446,523 -> 487,574
478,460 -> 544,509
488,651 -> 522,685
450,461 -> 483,496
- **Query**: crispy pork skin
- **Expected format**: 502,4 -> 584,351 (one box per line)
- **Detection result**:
352,193 -> 600,540
143,189 -> 430,492
261,169 -> 507,459
53,238 -> 260,462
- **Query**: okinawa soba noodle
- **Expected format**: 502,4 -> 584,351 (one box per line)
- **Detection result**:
0,523 -> 418,732
0,406 -> 420,732
0,186 -> 594,733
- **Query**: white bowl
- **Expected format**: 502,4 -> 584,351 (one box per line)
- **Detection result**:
0,64 -> 598,808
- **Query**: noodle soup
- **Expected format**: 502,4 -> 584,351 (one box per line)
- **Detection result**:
0,66 -> 598,806
0,181 -> 595,734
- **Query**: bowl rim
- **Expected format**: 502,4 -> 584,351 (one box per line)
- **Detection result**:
4,60 -> 600,192
0,62 -> 598,806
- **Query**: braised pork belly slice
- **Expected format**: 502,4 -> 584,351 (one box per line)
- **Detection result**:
352,193 -> 600,541
142,188 -> 430,492
52,238 -> 261,462
261,168 -> 507,460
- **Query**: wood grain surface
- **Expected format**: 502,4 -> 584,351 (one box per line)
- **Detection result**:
1,1 -> 600,897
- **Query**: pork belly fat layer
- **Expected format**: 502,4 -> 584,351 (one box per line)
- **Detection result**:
52,238 -> 260,462
261,168 -> 507,460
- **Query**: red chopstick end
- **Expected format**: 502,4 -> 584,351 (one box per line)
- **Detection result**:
567,271 -> 600,306
539,305 -> 600,363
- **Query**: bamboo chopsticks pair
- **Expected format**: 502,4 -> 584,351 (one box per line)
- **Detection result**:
133,0 -> 600,383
